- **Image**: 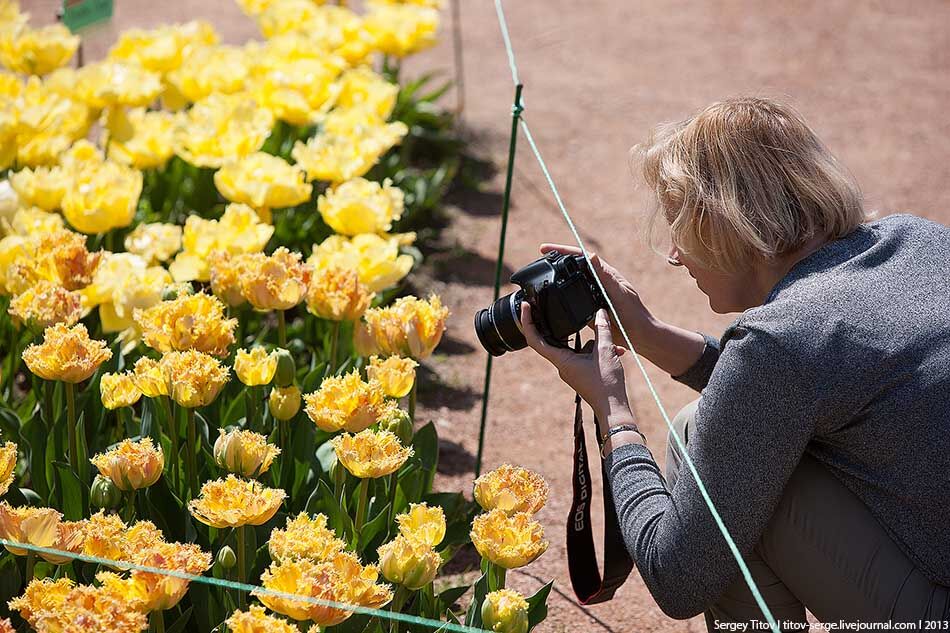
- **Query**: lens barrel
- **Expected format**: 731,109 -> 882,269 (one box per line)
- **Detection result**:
474,291 -> 527,356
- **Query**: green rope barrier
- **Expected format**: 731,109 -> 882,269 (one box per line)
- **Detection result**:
475,83 -> 524,478
0,539 -> 490,633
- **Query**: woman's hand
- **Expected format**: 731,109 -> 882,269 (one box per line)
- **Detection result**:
539,244 -> 654,349
520,302 -> 634,425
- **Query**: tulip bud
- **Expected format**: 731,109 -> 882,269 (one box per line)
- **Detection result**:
162,282 -> 193,301
269,385 -> 301,421
377,534 -> 441,590
379,408 -> 413,445
216,545 -> 237,570
273,349 -> 296,387
90,475 -> 122,509
481,589 -> 529,633
213,429 -> 280,478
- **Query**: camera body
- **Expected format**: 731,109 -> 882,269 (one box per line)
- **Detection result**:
475,251 -> 606,356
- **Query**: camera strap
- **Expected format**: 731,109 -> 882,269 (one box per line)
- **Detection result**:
566,341 -> 634,604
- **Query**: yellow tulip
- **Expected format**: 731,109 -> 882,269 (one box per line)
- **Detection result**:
213,429 -> 280,477
318,177 -> 404,236
470,509 -> 548,570
164,44 -> 249,104
173,92 -> 275,168
249,51 -> 342,126
73,61 -> 163,109
22,322 -> 112,383
269,384 -> 302,421
2,228 -> 101,296
14,77 -> 91,167
214,151 -> 312,210
0,502 -> 85,563
482,589 -> 529,633
79,252 -> 171,334
104,107 -> 176,170
131,357 -> 168,398
357,294 -> 449,359
9,579 -> 148,632
188,474 -> 286,528
96,539 -> 211,612
90,437 -> 164,491
0,22 -> 78,76
0,442 -> 16,497
61,160 -> 143,235
170,203 -> 273,283
331,429 -> 413,479
227,606 -> 299,633
396,502 -> 446,547
304,370 -> 392,433
3,207 -> 64,237
258,1 -> 351,40
255,551 -> 391,625
99,372 -> 143,410
208,250 -> 253,306
234,346 -> 278,386
159,350 -> 230,408
124,222 -> 182,265
238,247 -> 312,311
291,121 -> 408,183
363,4 -> 439,58
9,165 -> 65,211
473,464 -> 549,516
8,280 -> 81,329
305,264 -> 373,322
268,512 -> 346,563
335,67 -> 399,120
377,533 -> 440,590
108,21 -> 217,73
134,292 -> 236,357
367,355 -> 417,399
308,233 -> 413,294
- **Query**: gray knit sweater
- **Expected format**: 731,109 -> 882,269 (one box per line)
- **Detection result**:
604,213 -> 950,619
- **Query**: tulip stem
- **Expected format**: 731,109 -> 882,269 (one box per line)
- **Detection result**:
162,397 -> 180,491
276,310 -> 287,347
385,472 -> 398,540
185,408 -> 199,499
151,608 -> 165,633
246,386 -> 258,433
388,585 -> 410,633
24,552 -> 35,584
407,381 -> 417,424
124,489 -> 137,523
236,525 -> 247,609
329,320 -> 341,374
354,478 -> 370,547
488,562 -> 507,591
65,381 -> 79,476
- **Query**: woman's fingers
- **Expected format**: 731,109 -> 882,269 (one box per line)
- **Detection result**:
539,243 -> 582,255
520,302 -> 571,365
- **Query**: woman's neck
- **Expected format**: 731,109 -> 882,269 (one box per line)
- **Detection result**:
750,234 -> 831,305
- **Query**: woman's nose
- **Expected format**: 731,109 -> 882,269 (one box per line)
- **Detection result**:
667,245 -> 683,267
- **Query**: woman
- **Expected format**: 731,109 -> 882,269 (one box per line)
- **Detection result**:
521,97 -> 950,628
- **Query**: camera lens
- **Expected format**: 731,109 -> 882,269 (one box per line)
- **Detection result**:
474,291 -> 528,356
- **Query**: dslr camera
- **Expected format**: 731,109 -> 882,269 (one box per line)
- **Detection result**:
475,251 -> 607,356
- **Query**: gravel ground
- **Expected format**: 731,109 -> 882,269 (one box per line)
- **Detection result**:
22,0 -> 950,631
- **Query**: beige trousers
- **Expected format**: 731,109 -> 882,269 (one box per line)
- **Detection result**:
665,398 -> 949,631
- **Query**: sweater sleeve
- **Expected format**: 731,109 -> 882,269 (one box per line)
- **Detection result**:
603,326 -> 818,619
670,333 -> 721,392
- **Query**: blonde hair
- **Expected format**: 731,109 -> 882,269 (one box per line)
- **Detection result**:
637,96 -> 866,272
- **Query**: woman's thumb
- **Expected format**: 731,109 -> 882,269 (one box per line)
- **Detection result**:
594,309 -> 614,346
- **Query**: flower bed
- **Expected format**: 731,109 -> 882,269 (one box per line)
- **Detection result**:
0,1 -> 553,631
